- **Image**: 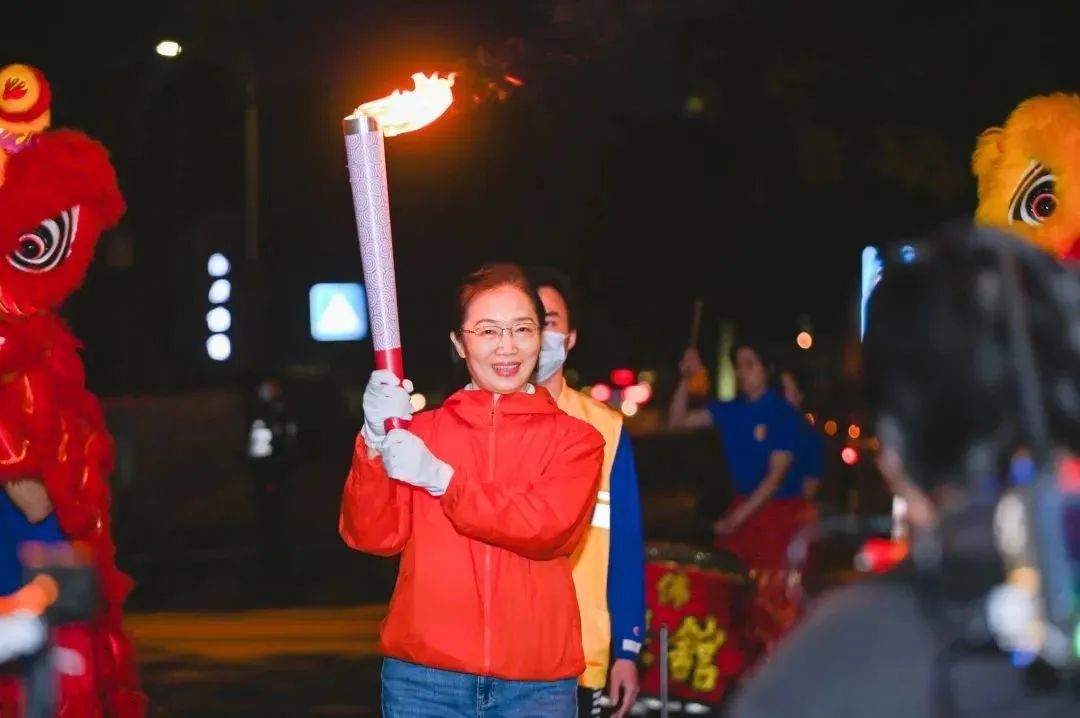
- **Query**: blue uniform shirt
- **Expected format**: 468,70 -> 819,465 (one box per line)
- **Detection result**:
607,428 -> 646,660
707,389 -> 801,498
791,416 -> 825,492
0,489 -> 64,595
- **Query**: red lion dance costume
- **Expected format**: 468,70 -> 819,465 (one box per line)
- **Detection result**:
0,64 -> 145,716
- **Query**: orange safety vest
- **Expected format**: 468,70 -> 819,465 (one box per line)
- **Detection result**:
558,382 -> 624,689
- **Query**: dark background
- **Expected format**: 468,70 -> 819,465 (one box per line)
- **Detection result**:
6,0 -> 1078,399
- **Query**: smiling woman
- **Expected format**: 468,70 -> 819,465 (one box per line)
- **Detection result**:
450,263 -> 545,394
339,261 -> 605,717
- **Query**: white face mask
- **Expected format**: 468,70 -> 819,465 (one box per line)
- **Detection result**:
536,330 -> 568,382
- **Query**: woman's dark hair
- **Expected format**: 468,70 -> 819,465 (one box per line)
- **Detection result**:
525,266 -> 579,330
863,222 -> 1080,489
454,263 -> 546,334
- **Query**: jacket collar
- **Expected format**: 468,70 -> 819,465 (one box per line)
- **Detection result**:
443,385 -> 560,426
465,382 -> 536,394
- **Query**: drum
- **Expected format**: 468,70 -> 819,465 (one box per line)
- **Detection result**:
639,542 -> 757,707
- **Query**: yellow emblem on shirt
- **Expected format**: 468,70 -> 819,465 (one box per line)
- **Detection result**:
754,423 -> 768,442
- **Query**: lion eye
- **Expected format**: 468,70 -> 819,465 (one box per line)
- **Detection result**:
9,206 -> 79,274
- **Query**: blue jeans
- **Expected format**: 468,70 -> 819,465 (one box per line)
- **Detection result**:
381,658 -> 577,717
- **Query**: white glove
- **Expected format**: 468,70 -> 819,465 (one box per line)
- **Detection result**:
380,429 -> 453,496
361,370 -> 414,449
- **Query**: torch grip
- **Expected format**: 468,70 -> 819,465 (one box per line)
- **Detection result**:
374,347 -> 412,432
374,347 -> 406,382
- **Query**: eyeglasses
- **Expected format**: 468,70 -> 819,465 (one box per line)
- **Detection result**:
459,323 -> 539,345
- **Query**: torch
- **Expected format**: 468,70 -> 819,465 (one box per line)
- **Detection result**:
343,73 -> 454,428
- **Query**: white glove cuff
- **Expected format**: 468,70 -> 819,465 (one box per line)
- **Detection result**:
360,424 -> 384,451
428,460 -> 454,497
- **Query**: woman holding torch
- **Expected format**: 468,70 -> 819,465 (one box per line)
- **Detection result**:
340,264 -> 604,716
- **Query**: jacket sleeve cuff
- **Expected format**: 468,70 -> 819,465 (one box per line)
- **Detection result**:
355,432 -> 376,457
351,434 -> 388,475
615,638 -> 642,660
359,424 -> 383,451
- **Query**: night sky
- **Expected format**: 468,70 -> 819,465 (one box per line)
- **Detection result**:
7,0 -> 1078,397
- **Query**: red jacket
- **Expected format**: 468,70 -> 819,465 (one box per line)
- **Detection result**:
340,387 -> 604,681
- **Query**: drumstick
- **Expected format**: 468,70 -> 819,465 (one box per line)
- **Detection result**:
689,298 -> 704,348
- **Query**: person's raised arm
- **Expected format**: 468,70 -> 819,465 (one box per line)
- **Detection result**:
668,348 -> 713,430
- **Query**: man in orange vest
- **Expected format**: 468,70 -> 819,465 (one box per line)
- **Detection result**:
530,267 -> 646,718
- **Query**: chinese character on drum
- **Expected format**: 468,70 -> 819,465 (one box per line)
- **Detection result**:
640,543 -> 757,706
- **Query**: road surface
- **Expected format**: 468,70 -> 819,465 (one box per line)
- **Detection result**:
130,605 -> 386,717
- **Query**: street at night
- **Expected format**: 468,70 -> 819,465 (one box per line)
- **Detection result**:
3,2 -> 1080,717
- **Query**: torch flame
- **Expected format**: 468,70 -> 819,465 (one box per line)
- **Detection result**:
350,72 -> 455,137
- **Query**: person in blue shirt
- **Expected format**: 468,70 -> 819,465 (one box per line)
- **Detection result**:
669,340 -> 810,649
669,341 -> 804,568
778,367 -> 825,502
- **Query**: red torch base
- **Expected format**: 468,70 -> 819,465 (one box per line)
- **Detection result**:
375,347 -> 411,431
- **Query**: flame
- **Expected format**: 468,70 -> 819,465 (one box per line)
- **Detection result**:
350,72 -> 455,137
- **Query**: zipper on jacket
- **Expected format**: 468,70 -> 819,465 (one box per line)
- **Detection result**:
483,397 -> 496,674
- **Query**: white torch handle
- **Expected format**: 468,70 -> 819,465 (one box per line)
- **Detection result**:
344,115 -> 406,383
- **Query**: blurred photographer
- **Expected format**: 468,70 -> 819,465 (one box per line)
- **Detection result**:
730,224 -> 1080,717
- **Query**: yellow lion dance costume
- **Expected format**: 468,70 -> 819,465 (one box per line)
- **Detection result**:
972,93 -> 1080,260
